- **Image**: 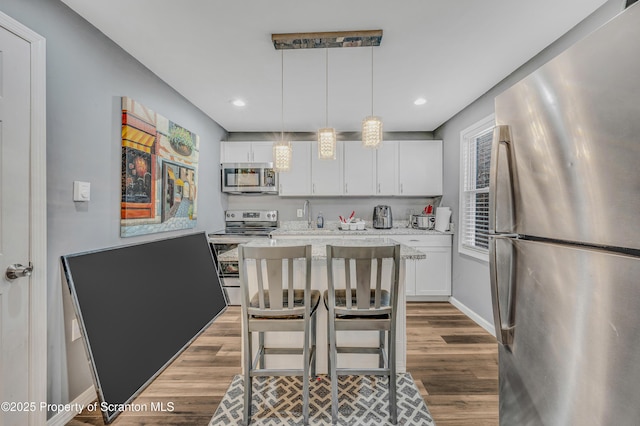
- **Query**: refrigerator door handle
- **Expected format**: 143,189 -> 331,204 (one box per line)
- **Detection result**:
489,234 -> 516,349
489,125 -> 517,234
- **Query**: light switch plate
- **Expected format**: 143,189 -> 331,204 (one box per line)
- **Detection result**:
73,181 -> 90,201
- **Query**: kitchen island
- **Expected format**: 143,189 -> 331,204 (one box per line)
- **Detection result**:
220,237 -> 425,374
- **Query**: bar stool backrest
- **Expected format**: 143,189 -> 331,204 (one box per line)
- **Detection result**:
326,244 -> 401,317
238,245 -> 313,318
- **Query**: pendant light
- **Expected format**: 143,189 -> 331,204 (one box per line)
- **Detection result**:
318,48 -> 336,159
362,46 -> 382,148
273,50 -> 292,172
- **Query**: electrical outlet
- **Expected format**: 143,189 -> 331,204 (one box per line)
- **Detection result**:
71,318 -> 82,341
297,209 -> 303,218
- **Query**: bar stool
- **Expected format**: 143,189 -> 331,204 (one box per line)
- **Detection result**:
325,244 -> 401,425
238,244 -> 319,426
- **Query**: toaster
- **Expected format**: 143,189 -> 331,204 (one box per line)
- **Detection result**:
373,205 -> 393,229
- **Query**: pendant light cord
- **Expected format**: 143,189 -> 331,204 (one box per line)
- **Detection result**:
326,48 -> 329,127
280,50 -> 284,140
371,46 -> 374,116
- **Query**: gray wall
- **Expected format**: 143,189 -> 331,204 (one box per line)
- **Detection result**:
0,0 -> 227,413
434,0 -> 625,326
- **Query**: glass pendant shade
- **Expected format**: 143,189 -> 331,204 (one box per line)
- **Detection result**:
362,116 -> 383,148
272,140 -> 292,172
318,128 -> 336,159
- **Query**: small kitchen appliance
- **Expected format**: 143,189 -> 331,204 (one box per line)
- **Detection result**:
221,163 -> 278,194
372,205 -> 393,229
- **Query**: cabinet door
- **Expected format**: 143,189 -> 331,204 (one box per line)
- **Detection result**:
376,140 -> 398,195
221,141 -> 252,163
343,141 -> 376,196
404,258 -> 416,296
250,142 -> 275,163
397,140 -> 443,196
311,140 -> 343,196
279,141 -> 312,196
414,246 -> 451,296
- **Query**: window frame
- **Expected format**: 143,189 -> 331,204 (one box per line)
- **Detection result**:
458,114 -> 495,262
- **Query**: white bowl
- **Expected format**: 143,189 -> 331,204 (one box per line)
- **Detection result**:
340,222 -> 350,230
349,223 -> 357,230
356,221 -> 365,230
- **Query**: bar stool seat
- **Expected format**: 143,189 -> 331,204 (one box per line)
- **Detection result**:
324,289 -> 390,319
252,289 -> 321,318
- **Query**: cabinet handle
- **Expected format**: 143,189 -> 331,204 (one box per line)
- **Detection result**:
345,183 -> 348,194
247,152 -> 250,162
279,183 -> 282,193
313,183 -> 316,194
401,183 -> 404,194
378,183 -> 381,193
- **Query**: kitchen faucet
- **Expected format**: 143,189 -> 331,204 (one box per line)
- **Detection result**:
303,199 -> 311,228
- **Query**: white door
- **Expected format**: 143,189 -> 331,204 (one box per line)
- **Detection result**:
221,141 -> 252,162
397,140 -> 443,196
343,141 -> 375,196
0,17 -> 47,426
311,140 -> 343,195
250,142 -> 275,163
376,140 -> 397,196
278,141 -> 311,196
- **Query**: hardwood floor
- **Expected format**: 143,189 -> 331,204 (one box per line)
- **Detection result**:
69,302 -> 498,425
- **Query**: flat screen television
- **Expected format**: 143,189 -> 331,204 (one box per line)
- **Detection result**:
61,232 -> 226,423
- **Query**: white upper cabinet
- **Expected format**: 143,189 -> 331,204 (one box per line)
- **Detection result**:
376,140 -> 398,196
220,141 -> 274,163
343,141 -> 376,196
278,141 -> 312,196
397,140 -> 443,196
311,140 -> 344,196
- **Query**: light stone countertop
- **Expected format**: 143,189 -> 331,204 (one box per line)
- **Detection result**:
270,220 -> 453,237
217,237 -> 426,262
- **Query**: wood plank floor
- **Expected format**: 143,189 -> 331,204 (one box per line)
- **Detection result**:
69,302 -> 498,425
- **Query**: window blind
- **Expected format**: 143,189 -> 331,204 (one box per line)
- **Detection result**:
461,127 -> 492,252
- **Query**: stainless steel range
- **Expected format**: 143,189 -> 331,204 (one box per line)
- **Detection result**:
208,210 -> 278,305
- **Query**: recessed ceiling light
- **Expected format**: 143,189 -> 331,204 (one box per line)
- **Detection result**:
231,99 -> 246,107
414,98 -> 427,106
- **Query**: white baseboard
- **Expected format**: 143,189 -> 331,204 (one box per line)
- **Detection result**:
47,386 -> 96,426
449,297 -> 496,337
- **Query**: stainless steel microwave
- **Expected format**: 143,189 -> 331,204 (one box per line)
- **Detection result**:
221,163 -> 278,194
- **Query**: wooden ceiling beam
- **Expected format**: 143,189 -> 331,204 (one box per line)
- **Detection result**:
272,29 -> 383,50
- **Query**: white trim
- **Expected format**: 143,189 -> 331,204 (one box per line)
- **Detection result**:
0,11 -> 47,426
458,114 -> 494,263
46,386 -> 96,426
449,297 -> 495,337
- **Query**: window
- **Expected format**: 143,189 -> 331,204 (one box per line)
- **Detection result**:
459,114 -> 494,261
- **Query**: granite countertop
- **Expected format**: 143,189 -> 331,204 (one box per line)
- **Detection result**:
270,220 -> 453,237
217,237 -> 426,262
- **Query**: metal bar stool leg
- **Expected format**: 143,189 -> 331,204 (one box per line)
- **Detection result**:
243,327 -> 253,425
389,320 -> 398,424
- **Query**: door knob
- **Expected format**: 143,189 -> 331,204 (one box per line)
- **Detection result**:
5,263 -> 33,281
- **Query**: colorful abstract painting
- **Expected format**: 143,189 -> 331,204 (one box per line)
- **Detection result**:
121,97 -> 199,237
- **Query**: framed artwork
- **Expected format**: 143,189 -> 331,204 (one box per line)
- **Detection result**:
120,97 -> 199,237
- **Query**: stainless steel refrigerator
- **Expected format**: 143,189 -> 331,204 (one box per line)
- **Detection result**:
489,4 -> 640,425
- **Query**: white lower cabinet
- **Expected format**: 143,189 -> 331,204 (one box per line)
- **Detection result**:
388,234 -> 452,300
271,232 -> 452,300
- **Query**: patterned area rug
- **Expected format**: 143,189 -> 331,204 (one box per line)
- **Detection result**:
210,373 -> 435,425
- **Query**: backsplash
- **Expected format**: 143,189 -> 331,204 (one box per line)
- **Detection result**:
226,194 -> 442,222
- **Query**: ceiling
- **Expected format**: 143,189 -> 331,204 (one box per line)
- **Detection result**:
60,0 -> 607,133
